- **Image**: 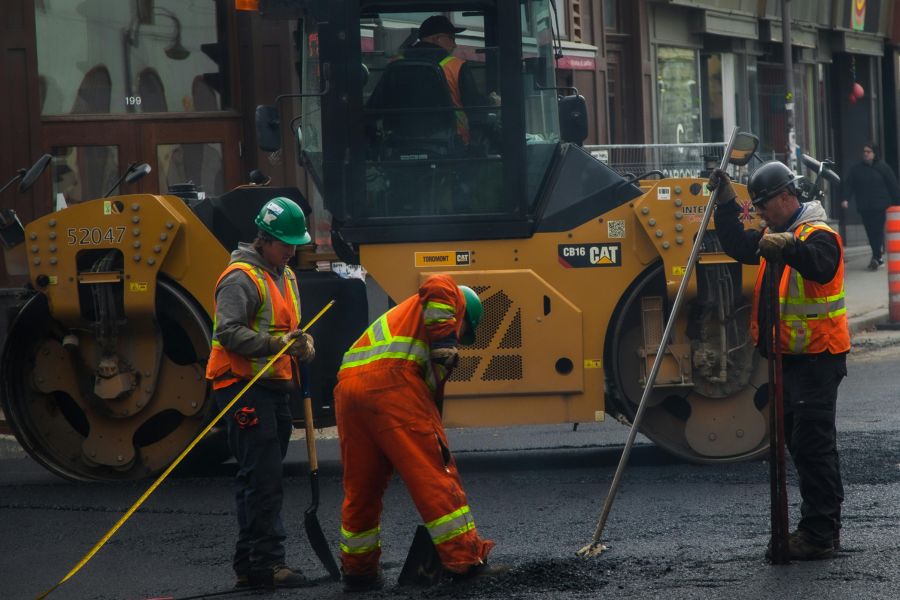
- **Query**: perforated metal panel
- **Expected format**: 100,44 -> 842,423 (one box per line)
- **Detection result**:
482,355 -> 523,381
472,288 -> 511,350
498,309 -> 522,349
449,356 -> 481,382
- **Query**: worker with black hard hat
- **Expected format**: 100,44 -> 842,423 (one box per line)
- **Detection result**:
708,163 -> 850,561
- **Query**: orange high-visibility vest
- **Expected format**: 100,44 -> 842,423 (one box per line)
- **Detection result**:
438,55 -> 471,144
206,262 -> 301,389
338,275 -> 465,392
750,222 -> 850,354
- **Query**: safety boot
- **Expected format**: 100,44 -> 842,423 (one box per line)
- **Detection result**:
450,562 -> 512,583
343,568 -> 385,593
788,529 -> 834,561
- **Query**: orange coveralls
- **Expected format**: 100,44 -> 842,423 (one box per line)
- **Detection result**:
335,274 -> 493,576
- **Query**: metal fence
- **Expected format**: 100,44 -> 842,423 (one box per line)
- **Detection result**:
584,143 -> 728,179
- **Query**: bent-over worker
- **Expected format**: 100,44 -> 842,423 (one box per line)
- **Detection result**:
335,274 -> 505,592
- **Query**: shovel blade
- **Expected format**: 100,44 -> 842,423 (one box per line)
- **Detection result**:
304,511 -> 341,581
398,525 -> 444,587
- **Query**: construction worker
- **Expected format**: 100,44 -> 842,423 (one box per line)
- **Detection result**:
368,15 -> 497,146
335,274 -> 503,592
709,162 -> 849,560
205,196 -> 316,588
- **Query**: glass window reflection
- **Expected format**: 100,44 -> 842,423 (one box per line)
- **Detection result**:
36,0 -> 227,115
51,146 -> 119,205
157,142 -> 224,197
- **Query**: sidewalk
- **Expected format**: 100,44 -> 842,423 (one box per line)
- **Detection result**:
842,245 -> 891,334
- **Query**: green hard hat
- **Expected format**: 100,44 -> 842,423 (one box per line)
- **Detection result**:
255,197 -> 311,245
459,286 -> 482,345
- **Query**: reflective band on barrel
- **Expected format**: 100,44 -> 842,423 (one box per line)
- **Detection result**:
426,505 -> 476,545
340,525 -> 382,555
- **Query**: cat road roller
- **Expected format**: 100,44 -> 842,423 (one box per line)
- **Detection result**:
0,0 -> 771,481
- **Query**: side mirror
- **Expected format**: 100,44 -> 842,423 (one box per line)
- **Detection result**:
124,163 -> 151,185
559,95 -> 588,146
727,132 -> 759,166
18,154 -> 52,192
256,105 -> 282,152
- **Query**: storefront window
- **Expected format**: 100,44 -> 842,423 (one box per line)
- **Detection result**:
35,0 -> 227,115
657,46 -> 702,144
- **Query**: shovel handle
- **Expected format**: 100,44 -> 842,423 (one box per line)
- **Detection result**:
304,394 -> 319,471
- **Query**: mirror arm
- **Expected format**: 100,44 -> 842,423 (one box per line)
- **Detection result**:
104,162 -> 137,198
0,170 -> 25,195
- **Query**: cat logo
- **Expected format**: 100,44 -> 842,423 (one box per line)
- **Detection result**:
558,243 -> 622,268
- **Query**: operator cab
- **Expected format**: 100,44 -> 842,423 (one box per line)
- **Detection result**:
290,0 -> 575,245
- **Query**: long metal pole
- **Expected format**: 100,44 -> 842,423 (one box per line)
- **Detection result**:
782,0 -> 795,169
579,127 -> 742,556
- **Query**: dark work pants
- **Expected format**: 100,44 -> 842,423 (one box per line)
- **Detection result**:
782,353 -> 846,544
860,209 -> 886,261
215,382 -> 293,575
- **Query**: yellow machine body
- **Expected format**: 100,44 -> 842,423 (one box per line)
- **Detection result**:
363,177 -> 768,461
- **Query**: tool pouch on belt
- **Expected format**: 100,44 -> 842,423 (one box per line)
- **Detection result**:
234,406 -> 259,429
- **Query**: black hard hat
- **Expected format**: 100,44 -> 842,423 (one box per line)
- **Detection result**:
747,161 -> 801,206
418,15 -> 466,39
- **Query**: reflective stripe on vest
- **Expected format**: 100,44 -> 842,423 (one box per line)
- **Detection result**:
207,262 -> 301,385
750,222 -> 850,354
425,505 -> 476,545
439,55 -> 471,144
340,525 -> 382,555
339,313 -> 439,391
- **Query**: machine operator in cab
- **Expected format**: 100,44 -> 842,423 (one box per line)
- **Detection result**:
367,15 -> 498,147
709,163 -> 849,561
334,274 -> 507,592
206,197 -> 316,588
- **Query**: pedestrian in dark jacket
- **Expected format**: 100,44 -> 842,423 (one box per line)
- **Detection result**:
841,142 -> 900,269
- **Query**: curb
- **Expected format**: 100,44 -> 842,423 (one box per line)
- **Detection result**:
849,309 -> 890,336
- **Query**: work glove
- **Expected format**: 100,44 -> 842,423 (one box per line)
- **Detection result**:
278,330 -> 316,362
707,168 -> 736,205
430,346 -> 459,370
757,232 -> 795,261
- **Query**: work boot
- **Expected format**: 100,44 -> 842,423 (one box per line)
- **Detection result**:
274,565 -> 315,588
450,562 -> 512,584
343,569 -> 385,593
788,529 -> 834,560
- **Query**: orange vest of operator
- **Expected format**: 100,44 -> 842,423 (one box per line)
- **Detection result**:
205,262 -> 301,389
750,222 -> 850,354
438,55 -> 471,144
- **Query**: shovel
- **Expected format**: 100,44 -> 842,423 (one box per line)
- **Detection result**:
295,361 -> 342,581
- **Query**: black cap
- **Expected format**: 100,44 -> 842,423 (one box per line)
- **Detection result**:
418,15 -> 465,39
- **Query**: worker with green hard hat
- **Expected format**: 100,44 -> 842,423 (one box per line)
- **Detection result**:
206,195 -> 317,589
334,275 -> 507,593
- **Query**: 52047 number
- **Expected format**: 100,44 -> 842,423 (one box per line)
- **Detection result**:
66,226 -> 127,246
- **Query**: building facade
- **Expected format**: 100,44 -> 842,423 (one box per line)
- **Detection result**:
1,0 -> 898,281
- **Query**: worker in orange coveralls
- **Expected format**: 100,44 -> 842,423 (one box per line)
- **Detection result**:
334,274 -> 505,592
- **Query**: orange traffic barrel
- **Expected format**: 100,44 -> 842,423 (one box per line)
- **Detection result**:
887,206 -> 900,323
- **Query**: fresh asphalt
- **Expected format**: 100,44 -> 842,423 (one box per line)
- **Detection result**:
1,249 -> 898,599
